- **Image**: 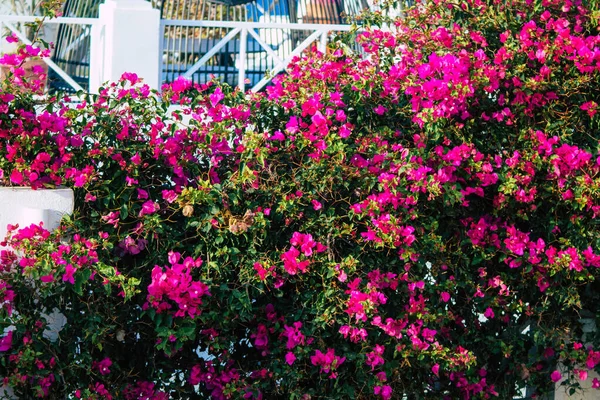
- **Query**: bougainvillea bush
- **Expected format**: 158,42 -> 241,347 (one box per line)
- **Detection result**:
1,0 -> 600,398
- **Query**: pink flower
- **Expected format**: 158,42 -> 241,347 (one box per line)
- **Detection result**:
251,324 -> 269,352
93,357 -> 112,375
147,260 -> 210,319
311,111 -> 327,127
209,87 -> 224,107
373,105 -> 387,115
310,348 -> 345,377
101,211 -> 120,228
118,236 -> 147,256
484,307 -> 495,319
139,201 -> 159,217
312,200 -> 322,211
551,370 -> 562,383
137,188 -> 149,200
0,331 -> 13,352
6,33 -> 18,43
365,344 -> 385,370
269,130 -> 285,141
339,124 -> 352,138
374,385 -> 392,399
171,76 -> 192,93
161,190 -> 178,203
282,322 -> 305,349
537,277 -> 549,292
285,352 -> 296,365
581,101 -> 597,117
592,378 -> 600,389
189,365 -> 202,385
121,72 -> 139,84
432,364 -> 440,376
10,169 -> 23,185
281,246 -> 310,275
62,264 -> 76,284
440,292 -> 450,303
504,226 -> 529,256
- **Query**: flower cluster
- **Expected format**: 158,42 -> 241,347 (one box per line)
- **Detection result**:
280,232 -> 326,275
310,348 -> 346,379
146,252 -> 209,318
1,0 -> 600,398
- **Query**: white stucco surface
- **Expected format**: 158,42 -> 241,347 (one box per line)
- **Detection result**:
89,0 -> 160,92
0,187 -> 74,244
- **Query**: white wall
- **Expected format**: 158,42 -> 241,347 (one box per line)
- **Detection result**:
0,187 -> 74,245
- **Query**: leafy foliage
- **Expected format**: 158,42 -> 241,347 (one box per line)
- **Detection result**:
1,0 -> 600,398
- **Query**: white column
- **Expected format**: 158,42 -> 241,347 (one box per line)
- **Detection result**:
552,372 -> 600,400
0,188 -> 74,246
551,317 -> 599,400
0,188 -> 73,398
89,0 -> 161,93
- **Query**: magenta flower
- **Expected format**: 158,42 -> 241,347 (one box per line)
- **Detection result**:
339,325 -> 368,343
268,130 -> 285,141
285,352 -> 296,365
147,256 -> 210,319
93,357 -> 112,375
440,292 -> 451,303
117,236 -> 147,256
171,76 -> 192,93
101,211 -> 120,228
311,200 -> 322,210
282,322 -> 305,349
0,331 -> 13,352
251,324 -> 269,353
9,169 -> 22,185
139,201 -> 160,217
374,385 -> 392,400
161,190 -> 179,204
209,87 -> 224,107
310,348 -> 345,377
365,344 -> 385,370
62,264 -> 76,284
281,247 -> 310,275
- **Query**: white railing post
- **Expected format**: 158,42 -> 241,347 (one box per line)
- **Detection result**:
319,29 -> 328,53
90,0 -> 160,93
238,28 -> 247,91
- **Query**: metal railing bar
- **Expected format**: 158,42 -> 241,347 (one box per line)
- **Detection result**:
182,27 -> 242,79
251,28 -> 324,92
163,19 -> 353,31
246,27 -> 283,65
3,21 -> 85,92
319,30 -> 328,52
0,15 -> 99,25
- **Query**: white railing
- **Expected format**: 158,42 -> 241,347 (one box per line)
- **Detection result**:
0,15 -> 100,92
161,19 -> 354,92
0,14 -> 357,94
